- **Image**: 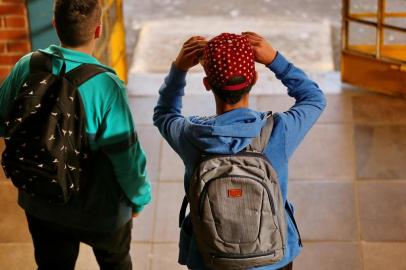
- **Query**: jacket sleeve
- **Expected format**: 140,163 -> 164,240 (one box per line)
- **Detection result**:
267,52 -> 327,159
98,82 -> 151,214
0,54 -> 31,137
153,63 -> 187,155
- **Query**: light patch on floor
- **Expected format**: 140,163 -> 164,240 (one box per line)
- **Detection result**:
130,17 -> 334,74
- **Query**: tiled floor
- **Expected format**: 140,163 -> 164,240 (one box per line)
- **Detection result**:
1,86 -> 406,269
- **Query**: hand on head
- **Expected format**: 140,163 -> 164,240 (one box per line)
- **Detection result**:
175,36 -> 208,71
242,32 -> 277,65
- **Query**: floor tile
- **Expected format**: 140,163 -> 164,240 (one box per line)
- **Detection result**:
256,94 -> 353,124
294,242 -> 361,270
363,242 -> 406,270
153,182 -> 184,242
129,96 -> 159,125
76,243 -> 99,270
132,243 -> 152,270
0,243 -> 35,270
353,94 -> 406,124
137,126 -> 162,183
0,182 -> 31,243
290,124 -> 356,180
159,141 -> 184,182
132,183 -> 158,242
0,243 -> 154,270
355,125 -> 406,180
151,243 -> 186,270
320,94 -> 353,123
289,181 -> 358,241
358,181 -> 406,241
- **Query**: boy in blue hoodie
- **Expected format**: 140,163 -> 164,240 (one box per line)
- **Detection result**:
153,32 -> 326,270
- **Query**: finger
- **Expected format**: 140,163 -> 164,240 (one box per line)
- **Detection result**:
183,43 -> 207,53
187,36 -> 206,44
185,49 -> 205,61
245,39 -> 261,47
242,31 -> 262,38
243,34 -> 263,42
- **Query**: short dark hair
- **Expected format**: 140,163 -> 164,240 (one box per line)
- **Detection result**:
212,76 -> 253,105
54,0 -> 102,47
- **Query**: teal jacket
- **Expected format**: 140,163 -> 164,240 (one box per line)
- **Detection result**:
0,45 -> 151,231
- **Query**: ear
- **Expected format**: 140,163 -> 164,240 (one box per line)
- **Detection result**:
94,24 -> 102,39
203,77 -> 212,91
52,18 -> 56,29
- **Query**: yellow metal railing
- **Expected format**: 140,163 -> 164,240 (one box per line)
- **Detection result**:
94,0 -> 128,83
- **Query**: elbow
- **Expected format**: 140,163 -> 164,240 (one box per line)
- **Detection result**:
319,91 -> 327,112
152,106 -> 161,127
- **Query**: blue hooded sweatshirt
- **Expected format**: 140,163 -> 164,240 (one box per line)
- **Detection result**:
153,52 -> 326,270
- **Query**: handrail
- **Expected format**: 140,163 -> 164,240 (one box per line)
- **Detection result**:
351,12 -> 406,18
345,16 -> 406,33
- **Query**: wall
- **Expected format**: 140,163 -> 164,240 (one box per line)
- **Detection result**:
0,0 -> 30,80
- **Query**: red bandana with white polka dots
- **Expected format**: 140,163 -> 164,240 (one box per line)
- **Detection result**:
202,33 -> 255,91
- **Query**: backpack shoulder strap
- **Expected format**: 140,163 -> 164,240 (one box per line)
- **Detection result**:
30,51 -> 52,74
246,111 -> 274,153
65,64 -> 109,87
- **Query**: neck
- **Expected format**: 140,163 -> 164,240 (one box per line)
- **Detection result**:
215,95 -> 249,115
61,41 -> 95,56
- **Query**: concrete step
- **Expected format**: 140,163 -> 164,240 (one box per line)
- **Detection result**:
127,71 -> 343,97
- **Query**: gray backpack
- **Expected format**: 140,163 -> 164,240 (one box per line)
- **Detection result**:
180,113 -> 302,270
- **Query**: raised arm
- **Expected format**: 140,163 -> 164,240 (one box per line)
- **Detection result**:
153,36 -> 207,154
243,32 -> 326,159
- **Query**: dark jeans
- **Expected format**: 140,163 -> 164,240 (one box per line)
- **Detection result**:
279,262 -> 293,270
26,213 -> 132,270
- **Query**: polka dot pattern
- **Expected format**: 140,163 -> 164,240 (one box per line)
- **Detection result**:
202,33 -> 256,91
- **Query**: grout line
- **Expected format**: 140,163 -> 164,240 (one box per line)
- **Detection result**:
351,118 -> 365,270
149,137 -> 164,270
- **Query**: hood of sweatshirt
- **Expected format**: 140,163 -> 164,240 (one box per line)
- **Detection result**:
183,108 -> 268,154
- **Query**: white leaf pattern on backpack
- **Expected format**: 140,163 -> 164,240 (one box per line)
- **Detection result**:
49,135 -> 55,141
53,158 -> 59,163
62,129 -> 67,136
38,164 -> 44,168
23,82 -> 28,88
40,79 -> 47,85
51,112 -> 58,117
28,91 -> 34,95
35,104 -> 41,108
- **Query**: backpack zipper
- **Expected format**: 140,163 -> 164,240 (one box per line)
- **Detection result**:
198,174 -> 276,218
212,250 -> 276,260
200,151 -> 272,164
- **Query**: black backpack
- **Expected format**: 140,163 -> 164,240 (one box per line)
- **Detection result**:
1,51 -> 108,204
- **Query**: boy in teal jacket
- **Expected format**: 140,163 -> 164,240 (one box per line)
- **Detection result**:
0,1 -> 151,269
154,33 -> 326,269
